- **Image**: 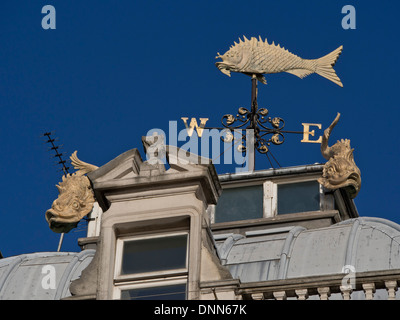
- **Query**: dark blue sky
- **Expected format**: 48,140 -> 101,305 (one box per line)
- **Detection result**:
1,1 -> 399,256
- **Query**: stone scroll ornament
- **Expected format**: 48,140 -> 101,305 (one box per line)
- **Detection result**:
45,151 -> 99,233
215,36 -> 343,86
318,113 -> 361,198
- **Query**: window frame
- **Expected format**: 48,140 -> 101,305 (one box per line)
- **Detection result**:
113,276 -> 188,300
113,231 -> 190,299
211,176 -> 333,223
211,182 -> 265,224
270,178 -> 325,216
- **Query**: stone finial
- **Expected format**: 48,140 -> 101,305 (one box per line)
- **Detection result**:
318,113 -> 361,199
141,132 -> 166,164
140,133 -> 167,176
45,151 -> 99,233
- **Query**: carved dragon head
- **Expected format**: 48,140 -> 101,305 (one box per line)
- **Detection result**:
45,151 -> 98,233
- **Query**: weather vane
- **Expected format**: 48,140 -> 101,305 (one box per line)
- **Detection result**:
180,35 -> 344,169
215,35 -> 343,167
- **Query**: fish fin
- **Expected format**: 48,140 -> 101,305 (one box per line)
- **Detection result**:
285,69 -> 314,79
256,74 -> 267,85
70,151 -> 99,176
315,46 -> 343,87
244,73 -> 267,85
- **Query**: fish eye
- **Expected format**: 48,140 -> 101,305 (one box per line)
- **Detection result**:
72,201 -> 80,210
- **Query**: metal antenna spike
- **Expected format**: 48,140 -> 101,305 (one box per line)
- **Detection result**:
54,160 -> 69,166
52,152 -> 66,158
42,131 -> 55,137
54,152 -> 66,158
41,131 -> 71,252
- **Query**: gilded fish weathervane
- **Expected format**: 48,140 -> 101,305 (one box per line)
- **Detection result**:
193,35 -> 346,168
215,35 -> 343,87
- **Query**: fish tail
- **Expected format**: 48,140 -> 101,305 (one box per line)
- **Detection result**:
315,46 -> 343,87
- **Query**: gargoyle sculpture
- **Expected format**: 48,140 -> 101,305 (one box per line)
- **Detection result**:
45,151 -> 99,233
318,113 -> 361,198
215,36 -> 343,87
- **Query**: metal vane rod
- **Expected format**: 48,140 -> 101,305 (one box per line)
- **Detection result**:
248,74 -> 258,170
251,74 -> 258,115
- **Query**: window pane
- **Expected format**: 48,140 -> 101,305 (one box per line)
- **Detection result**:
215,185 -> 263,223
121,234 -> 187,275
121,283 -> 186,300
277,181 -> 320,214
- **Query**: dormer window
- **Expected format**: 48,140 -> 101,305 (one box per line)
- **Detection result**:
113,232 -> 189,300
119,233 -> 188,275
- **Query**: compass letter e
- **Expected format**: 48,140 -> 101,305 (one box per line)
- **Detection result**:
301,123 -> 322,143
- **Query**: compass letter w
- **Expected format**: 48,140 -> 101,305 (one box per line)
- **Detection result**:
181,117 -> 209,138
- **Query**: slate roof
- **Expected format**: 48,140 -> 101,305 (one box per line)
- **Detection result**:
214,217 -> 400,282
0,250 -> 95,300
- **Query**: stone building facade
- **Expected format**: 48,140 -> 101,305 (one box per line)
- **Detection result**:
1,146 -> 400,300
